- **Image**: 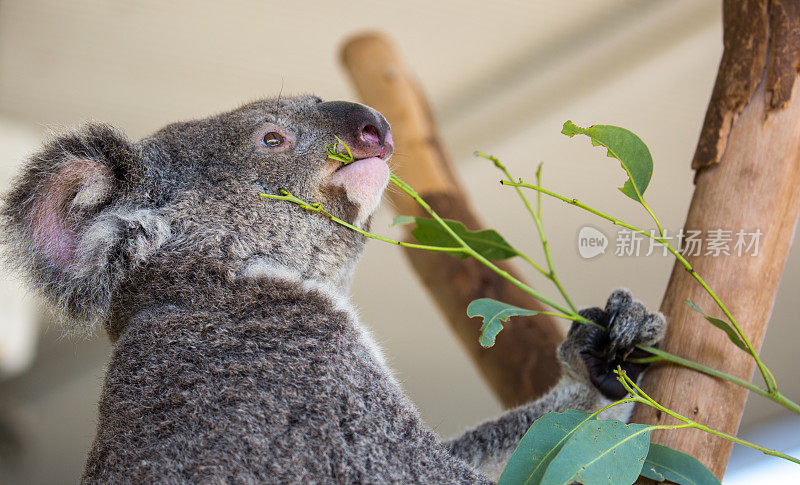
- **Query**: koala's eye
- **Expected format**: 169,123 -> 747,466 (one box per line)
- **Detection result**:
262,132 -> 284,147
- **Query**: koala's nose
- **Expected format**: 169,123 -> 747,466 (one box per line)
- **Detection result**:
318,101 -> 394,159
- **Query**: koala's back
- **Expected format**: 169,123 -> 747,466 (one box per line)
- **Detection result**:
83,265 -> 483,484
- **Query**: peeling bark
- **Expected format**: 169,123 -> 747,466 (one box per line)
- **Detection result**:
692,0 -> 768,170
766,0 -> 800,111
693,0 -> 800,169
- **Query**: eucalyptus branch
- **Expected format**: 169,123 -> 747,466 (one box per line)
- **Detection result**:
616,369 -> 800,466
280,136 -> 796,477
262,134 -> 798,483
388,173 -> 598,328
503,179 -> 778,393
258,180 -> 602,331
634,346 -> 800,415
258,190 -> 467,255
259,179 -> 799,414
535,163 -> 543,220
640,200 -> 665,239
475,152 -> 577,313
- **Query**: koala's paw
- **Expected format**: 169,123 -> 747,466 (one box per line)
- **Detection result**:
559,288 -> 666,400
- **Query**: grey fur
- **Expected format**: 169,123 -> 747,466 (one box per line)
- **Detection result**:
1,95 -> 666,483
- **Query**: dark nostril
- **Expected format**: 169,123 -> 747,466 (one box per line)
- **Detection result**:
360,124 -> 380,145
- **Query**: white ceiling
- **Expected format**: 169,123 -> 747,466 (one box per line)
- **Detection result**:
1,0 -> 687,138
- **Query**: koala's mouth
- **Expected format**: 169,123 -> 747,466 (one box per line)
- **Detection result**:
319,122 -> 394,221
327,155 -> 390,187
327,125 -> 394,176
328,135 -> 393,171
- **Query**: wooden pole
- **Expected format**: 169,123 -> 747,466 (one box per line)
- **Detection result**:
632,0 -> 800,478
340,32 -> 564,407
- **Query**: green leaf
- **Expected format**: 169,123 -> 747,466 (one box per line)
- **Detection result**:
326,136 -> 355,164
467,298 -> 538,348
561,121 -> 653,203
540,417 -> 652,485
685,300 -> 748,352
409,217 -> 518,260
391,215 -> 416,227
640,444 -> 720,485
498,410 -> 596,485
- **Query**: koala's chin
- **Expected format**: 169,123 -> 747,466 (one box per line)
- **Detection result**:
327,156 -> 391,227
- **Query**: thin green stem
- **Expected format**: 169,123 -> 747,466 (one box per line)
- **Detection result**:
389,174 -> 594,324
640,200 -> 665,238
535,163 -> 543,220
636,346 -> 800,415
590,397 -> 638,418
681,267 -> 777,392
687,421 -> 800,465
537,311 -> 579,320
260,184 -> 603,331
637,346 -> 800,415
258,192 -> 467,255
626,356 -> 665,365
475,152 -> 577,313
517,252 -> 550,276
503,179 -> 777,393
617,370 -> 800,466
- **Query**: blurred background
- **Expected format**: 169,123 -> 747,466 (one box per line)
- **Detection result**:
0,0 -> 798,482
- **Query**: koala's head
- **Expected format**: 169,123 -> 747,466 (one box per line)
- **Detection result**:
1,95 -> 394,335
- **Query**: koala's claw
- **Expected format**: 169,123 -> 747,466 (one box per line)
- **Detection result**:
559,288 -> 666,400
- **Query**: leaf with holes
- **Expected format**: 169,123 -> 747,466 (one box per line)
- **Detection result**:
467,298 -> 538,348
395,216 -> 518,260
562,121 -> 653,204
539,417 -> 652,485
498,410 -> 596,485
685,300 -> 748,352
640,444 -> 720,485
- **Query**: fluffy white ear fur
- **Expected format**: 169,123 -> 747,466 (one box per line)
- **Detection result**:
1,124 -> 172,333
29,158 -> 115,270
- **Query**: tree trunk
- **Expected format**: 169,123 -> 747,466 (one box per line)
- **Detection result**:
632,0 -> 800,478
340,32 -> 564,407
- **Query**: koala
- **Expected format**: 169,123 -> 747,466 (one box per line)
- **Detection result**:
1,95 -> 665,483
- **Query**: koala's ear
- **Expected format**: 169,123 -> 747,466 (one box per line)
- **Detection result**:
2,124 -> 166,332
